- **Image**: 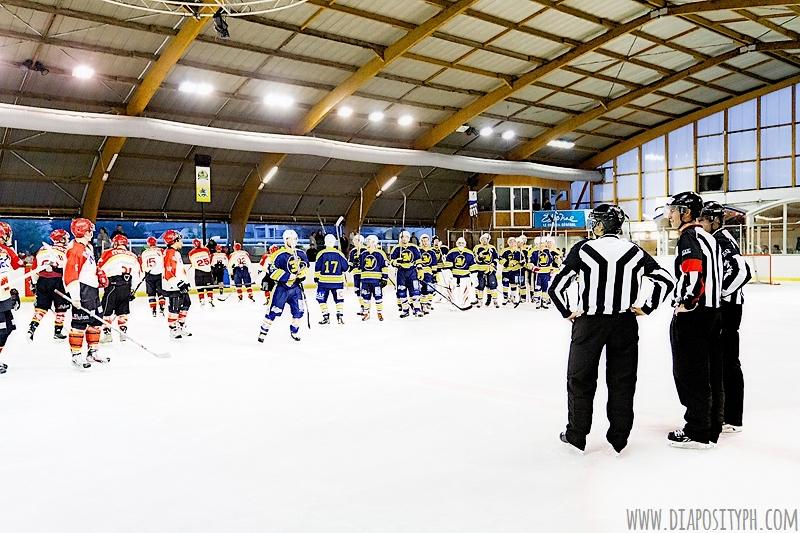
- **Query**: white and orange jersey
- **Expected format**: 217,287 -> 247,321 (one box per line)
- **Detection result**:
31,243 -> 67,282
140,246 -> 164,275
0,243 -> 23,302
188,247 -> 212,272
99,248 -> 141,281
228,249 -> 251,272
162,248 -> 189,292
64,240 -> 98,298
212,251 -> 227,267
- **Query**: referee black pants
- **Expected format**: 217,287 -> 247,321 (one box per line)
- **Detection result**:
670,308 -> 722,444
565,313 -> 639,452
720,302 -> 744,427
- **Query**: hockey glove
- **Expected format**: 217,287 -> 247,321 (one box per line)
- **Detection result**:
10,288 -> 20,310
380,278 -> 388,288
177,281 -> 190,293
129,291 -> 136,302
97,269 -> 109,288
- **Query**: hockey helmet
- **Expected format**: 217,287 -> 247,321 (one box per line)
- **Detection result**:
665,191 -> 703,220
365,235 -> 379,248
192,238 -> 202,248
146,236 -> 157,247
700,200 -> 725,223
50,229 -> 69,244
161,229 -> 181,246
70,218 -> 95,239
112,234 -> 129,248
233,242 -> 242,251
283,229 -> 298,248
324,234 -> 338,248
0,221 -> 11,244
352,234 -> 364,246
589,204 -> 626,236
480,233 -> 491,244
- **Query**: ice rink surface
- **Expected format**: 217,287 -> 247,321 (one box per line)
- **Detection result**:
1,284 -> 798,533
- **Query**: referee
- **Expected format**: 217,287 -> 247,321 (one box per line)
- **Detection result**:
549,204 -> 674,454
664,192 -> 723,449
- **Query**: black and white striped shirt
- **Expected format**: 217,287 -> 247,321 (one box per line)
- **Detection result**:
673,224 -> 723,310
548,235 -> 674,318
713,228 -> 751,305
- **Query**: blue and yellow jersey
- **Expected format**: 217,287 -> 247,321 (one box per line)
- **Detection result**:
531,248 -> 561,273
348,245 -> 364,274
445,247 -> 476,278
432,245 -> 449,272
499,249 -> 525,273
359,249 -> 389,281
314,248 -> 349,286
418,247 -> 438,276
269,247 -> 309,287
390,243 -> 421,270
472,244 -> 498,273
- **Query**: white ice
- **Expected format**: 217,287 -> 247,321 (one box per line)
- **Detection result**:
0,285 -> 798,533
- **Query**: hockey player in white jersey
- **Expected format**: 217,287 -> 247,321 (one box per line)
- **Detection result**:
228,243 -> 255,302
98,234 -> 141,343
28,229 -> 71,341
140,236 -> 166,317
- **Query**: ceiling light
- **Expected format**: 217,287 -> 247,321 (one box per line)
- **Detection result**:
398,115 -> 414,127
381,175 -> 397,192
456,125 -> 469,133
548,139 -> 575,149
180,81 -> 214,95
338,106 -> 354,118
264,94 -> 294,108
368,111 -> 384,123
479,127 -> 494,137
501,130 -> 516,141
72,65 -> 94,80
179,81 -> 196,93
262,166 -> 278,184
196,82 -> 213,96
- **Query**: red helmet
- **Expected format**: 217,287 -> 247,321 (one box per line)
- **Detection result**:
50,229 -> 69,243
146,236 -> 157,247
192,238 -> 201,248
161,229 -> 181,246
269,244 -> 280,254
70,218 -> 95,239
233,242 -> 242,251
112,234 -> 129,248
0,221 -> 11,243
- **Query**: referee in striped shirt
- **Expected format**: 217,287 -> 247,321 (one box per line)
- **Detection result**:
549,204 -> 674,454
665,192 -> 723,449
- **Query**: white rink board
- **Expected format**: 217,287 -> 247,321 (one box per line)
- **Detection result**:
0,284 -> 797,533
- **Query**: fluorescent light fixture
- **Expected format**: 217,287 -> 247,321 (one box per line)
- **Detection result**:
196,82 -> 213,96
338,106 -> 354,118
501,130 -> 516,141
179,81 -> 196,93
102,172 -> 109,182
368,111 -> 384,123
258,183 -> 265,191
398,115 -> 414,127
72,65 -> 94,79
262,166 -> 278,184
264,94 -> 294,108
456,125 -> 469,133
180,81 -> 213,95
479,127 -> 494,137
548,139 -> 575,149
107,153 -> 119,171
381,175 -> 397,192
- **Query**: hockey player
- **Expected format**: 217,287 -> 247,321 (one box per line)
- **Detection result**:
211,245 -> 228,295
28,229 -> 71,341
529,237 -> 561,309
314,234 -> 349,325
499,237 -> 525,306
259,245 -> 279,305
359,235 -> 389,321
473,233 -> 499,308
0,222 -> 22,374
229,243 -> 255,302
348,234 -> 366,316
665,191 -> 724,449
444,237 -> 477,309
63,218 -> 107,369
432,235 -> 450,292
140,236 -> 166,317
699,201 -> 752,434
258,229 -> 309,342
98,234 -> 141,343
517,234 -> 530,302
390,230 -> 423,318
188,239 -> 215,306
161,230 -> 192,339
417,234 -> 438,313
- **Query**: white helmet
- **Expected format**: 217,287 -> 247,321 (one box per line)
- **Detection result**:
480,233 -> 490,244
507,236 -> 517,247
283,229 -> 298,248
399,230 -> 411,243
324,233 -> 338,248
456,237 -> 467,248
352,234 -> 364,246
533,236 -> 543,247
365,234 -> 379,248
518,234 -> 528,243
420,233 -> 431,245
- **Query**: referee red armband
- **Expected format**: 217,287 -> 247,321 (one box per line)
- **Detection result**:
680,258 -> 703,273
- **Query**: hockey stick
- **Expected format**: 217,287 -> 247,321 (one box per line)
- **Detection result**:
424,280 -> 471,311
1,263 -> 48,287
130,276 -> 145,298
54,289 -> 170,359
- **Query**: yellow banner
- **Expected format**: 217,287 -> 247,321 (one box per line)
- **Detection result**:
195,166 -> 211,203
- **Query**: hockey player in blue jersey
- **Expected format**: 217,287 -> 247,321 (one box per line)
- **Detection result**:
358,235 -> 389,321
390,230 -> 423,318
444,236 -> 477,309
417,234 -> 438,314
499,236 -> 525,306
529,236 -> 561,309
517,234 -> 531,302
473,232 -> 500,308
348,234 -> 366,317
314,234 -> 349,325
258,229 -> 309,342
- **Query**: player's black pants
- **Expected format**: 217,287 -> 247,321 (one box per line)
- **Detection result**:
720,301 -> 744,426
670,308 -> 723,444
565,312 -> 638,451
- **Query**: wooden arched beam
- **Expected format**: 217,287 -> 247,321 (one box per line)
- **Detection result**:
82,5 -> 215,221
227,0 -> 480,243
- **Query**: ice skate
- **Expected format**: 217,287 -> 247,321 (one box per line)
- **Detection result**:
53,327 -> 67,341
71,353 -> 91,370
399,309 -> 410,318
151,308 -> 157,317
179,325 -> 192,337
721,424 -> 742,433
0,362 -> 7,374
290,331 -> 301,342
27,323 -> 37,342
170,327 -> 183,340
318,314 -> 330,325
257,331 -> 266,343
559,432 -> 584,455
119,327 -> 127,342
377,312 -> 384,321
336,315 -> 344,325
362,311 -> 370,321
667,429 -> 712,449
413,308 -> 424,318
100,329 -> 113,344
87,348 -> 109,364
208,299 -> 215,308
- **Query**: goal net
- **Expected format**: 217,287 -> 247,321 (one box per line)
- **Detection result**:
743,254 -> 777,285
